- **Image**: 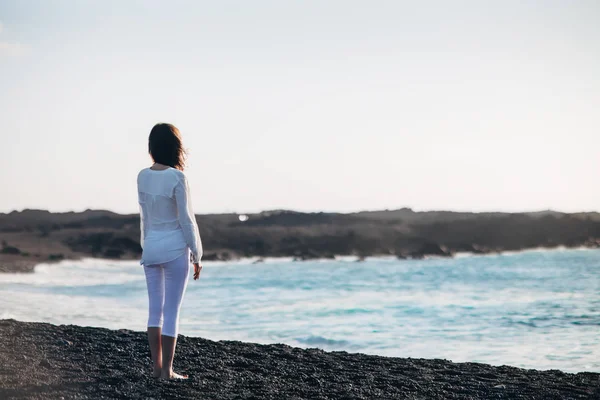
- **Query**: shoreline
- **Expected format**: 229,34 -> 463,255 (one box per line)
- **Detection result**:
1,319 -> 598,399
1,208 -> 599,273
1,245 -> 599,274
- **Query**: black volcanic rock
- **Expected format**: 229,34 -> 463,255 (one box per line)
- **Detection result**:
202,252 -> 234,261
452,243 -> 494,254
0,319 -> 598,399
0,245 -> 21,255
411,242 -> 454,258
293,249 -> 336,261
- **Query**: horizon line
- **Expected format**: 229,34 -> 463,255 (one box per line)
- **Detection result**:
1,207 -> 599,216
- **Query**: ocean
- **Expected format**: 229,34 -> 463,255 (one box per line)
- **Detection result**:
1,248 -> 599,373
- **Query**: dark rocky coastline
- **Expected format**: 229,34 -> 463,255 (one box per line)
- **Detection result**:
1,208 -> 599,273
1,319 -> 598,399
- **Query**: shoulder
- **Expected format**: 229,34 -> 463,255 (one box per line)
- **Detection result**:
137,168 -> 149,182
170,168 -> 188,182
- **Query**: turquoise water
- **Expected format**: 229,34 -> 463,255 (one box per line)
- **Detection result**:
1,248 -> 599,372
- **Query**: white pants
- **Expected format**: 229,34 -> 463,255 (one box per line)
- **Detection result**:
143,251 -> 190,337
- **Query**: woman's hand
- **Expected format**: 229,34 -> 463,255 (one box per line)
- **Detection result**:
193,263 -> 202,280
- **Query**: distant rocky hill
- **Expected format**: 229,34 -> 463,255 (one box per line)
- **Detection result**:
0,208 -> 599,270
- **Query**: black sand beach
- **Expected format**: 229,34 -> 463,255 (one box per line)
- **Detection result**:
1,319 -> 598,399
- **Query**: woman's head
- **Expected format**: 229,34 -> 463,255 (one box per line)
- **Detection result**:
148,123 -> 187,170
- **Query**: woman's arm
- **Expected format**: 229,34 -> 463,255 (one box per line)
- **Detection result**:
137,171 -> 148,251
174,174 -> 203,263
139,203 -> 145,249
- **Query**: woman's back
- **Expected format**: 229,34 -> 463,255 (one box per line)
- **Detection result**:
138,167 -> 202,266
138,167 -> 185,231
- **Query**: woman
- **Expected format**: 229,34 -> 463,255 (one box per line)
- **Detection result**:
137,123 -> 203,380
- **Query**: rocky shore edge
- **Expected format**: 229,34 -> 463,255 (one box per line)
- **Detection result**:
2,244 -> 599,274
1,319 -> 598,399
2,208 -> 600,273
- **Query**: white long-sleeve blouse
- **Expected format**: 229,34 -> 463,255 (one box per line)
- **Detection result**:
137,167 -> 203,266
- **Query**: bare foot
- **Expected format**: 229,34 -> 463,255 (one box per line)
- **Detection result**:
161,371 -> 188,380
152,368 -> 162,379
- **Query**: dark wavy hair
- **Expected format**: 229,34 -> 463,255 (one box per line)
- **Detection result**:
148,123 -> 187,171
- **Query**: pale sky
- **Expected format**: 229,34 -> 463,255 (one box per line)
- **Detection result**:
0,0 -> 598,214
